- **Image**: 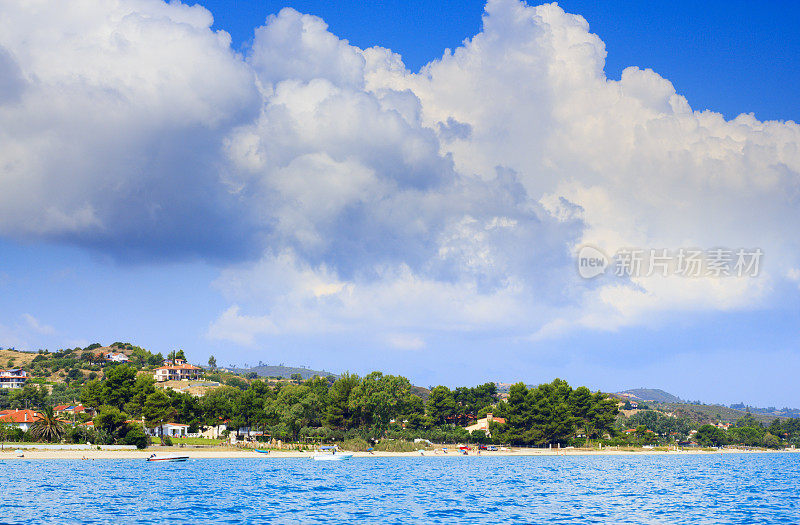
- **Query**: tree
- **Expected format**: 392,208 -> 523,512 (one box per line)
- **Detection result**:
498,379 -> 580,446
0,421 -> 9,447
102,365 -> 138,409
570,386 -> 596,445
762,432 -> 780,448
696,425 -> 727,447
143,390 -> 176,444
208,355 -> 217,370
123,424 -> 150,449
80,380 -> 105,408
93,406 -> 129,440
426,386 -> 456,426
9,384 -> 46,409
147,352 -> 164,367
736,412 -> 762,429
324,373 -> 359,430
175,349 -> 187,361
124,375 -> 157,417
728,425 -> 764,446
348,372 -> 413,430
31,406 -> 66,442
201,385 -> 240,425
402,394 -> 427,430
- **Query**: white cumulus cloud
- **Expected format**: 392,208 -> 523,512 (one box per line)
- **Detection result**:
1,0 -> 798,350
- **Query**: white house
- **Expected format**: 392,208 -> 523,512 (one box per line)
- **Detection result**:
103,352 -> 129,363
147,422 -> 190,437
0,369 -> 27,389
0,409 -> 42,432
196,423 -> 228,439
154,363 -> 202,382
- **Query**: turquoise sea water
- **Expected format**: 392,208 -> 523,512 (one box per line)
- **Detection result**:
1,454 -> 798,523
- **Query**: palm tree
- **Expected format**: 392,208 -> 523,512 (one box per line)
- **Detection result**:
31,406 -> 66,442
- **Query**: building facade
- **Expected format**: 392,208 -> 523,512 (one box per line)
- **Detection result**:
103,352 -> 129,363
0,369 -> 27,389
154,363 -> 203,382
0,409 -> 41,431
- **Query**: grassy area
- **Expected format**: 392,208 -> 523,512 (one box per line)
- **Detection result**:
162,437 -> 227,446
374,440 -> 427,453
0,348 -> 36,368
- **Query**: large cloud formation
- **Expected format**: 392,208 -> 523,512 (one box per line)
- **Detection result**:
1,0 -> 798,348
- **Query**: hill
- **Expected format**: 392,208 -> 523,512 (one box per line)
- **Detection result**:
619,388 -> 683,404
226,364 -> 339,380
653,402 -> 779,425
0,348 -> 37,368
730,403 -> 800,419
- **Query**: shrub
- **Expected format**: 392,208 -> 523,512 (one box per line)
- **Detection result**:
374,440 -> 419,452
336,438 -> 371,451
67,426 -> 97,444
162,435 -> 173,447
124,425 -> 150,449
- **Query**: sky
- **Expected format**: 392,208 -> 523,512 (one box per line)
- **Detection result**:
1,0 -> 799,407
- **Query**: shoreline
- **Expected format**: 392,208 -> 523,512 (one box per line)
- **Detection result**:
1,447 -> 796,460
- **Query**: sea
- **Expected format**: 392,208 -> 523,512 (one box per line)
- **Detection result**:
1,453 -> 798,523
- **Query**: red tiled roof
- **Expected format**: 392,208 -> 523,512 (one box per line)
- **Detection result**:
0,409 -> 42,423
493,417 -> 506,424
156,364 -> 201,371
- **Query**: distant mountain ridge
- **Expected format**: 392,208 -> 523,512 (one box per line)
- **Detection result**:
618,388 -> 684,404
730,403 -> 800,419
225,364 -> 339,380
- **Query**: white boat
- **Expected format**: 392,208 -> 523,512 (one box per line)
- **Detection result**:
147,453 -> 189,462
312,446 -> 352,461
313,452 -> 353,461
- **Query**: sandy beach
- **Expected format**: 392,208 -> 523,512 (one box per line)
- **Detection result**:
1,446 -> 795,460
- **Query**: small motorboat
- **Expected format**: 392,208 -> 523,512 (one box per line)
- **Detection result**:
312,446 -> 352,461
254,449 -> 270,454
147,453 -> 189,462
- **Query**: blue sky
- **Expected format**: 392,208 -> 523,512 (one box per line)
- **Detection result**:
1,0 -> 799,407
203,0 -> 800,122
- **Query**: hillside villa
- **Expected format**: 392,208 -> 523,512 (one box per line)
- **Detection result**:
0,369 -> 27,389
154,359 -> 202,382
102,351 -> 129,363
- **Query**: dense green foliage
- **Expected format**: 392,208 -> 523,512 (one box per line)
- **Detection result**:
490,380 -> 619,446
2,346 -> 799,450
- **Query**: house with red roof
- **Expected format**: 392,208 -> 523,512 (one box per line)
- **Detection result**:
0,409 -> 42,432
154,362 -> 202,382
103,351 -> 129,363
54,404 -> 94,417
464,413 -> 506,437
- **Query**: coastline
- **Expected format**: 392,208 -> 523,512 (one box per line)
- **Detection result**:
1,446 -> 796,460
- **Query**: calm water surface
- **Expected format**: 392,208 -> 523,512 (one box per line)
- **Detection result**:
1,454 -> 798,523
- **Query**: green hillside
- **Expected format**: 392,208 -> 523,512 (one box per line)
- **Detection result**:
620,388 -> 683,403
